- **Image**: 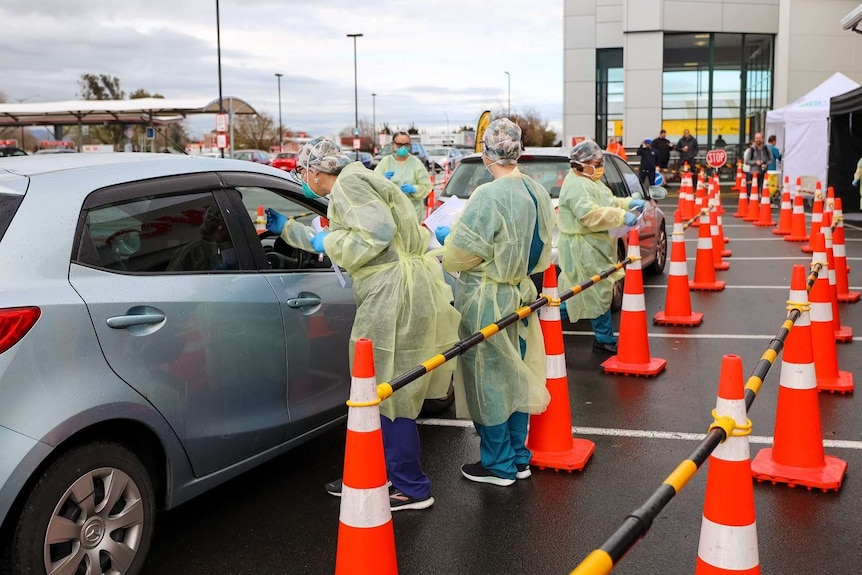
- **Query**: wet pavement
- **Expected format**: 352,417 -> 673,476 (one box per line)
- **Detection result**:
142,195 -> 862,575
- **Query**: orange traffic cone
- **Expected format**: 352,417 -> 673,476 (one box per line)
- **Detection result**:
255,205 -> 266,235
784,196 -> 808,243
753,187 -> 775,227
772,190 -> 792,235
808,234 -> 854,394
732,161 -> 743,192
801,193 -> 823,254
690,208 -> 726,291
821,215 -> 852,342
527,267 -> 596,471
712,174 -> 725,214
712,192 -> 731,256
691,181 -> 706,227
601,230 -> 667,377
425,189 -> 435,220
695,355 -> 760,575
684,172 -> 696,221
654,211 -> 703,326
833,199 -> 860,303
825,185 -> 835,213
751,265 -> 847,491
744,174 -> 760,222
710,210 -> 729,271
335,338 -> 398,575
733,177 -> 748,218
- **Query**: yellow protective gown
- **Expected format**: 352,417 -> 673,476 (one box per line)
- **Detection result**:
323,162 -> 460,421
442,168 -> 555,427
374,154 -> 432,222
278,218 -> 316,252
557,170 -> 629,323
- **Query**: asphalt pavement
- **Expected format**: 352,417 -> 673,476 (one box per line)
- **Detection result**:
142,192 -> 862,575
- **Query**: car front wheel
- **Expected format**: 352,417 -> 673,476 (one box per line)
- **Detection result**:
4,442 -> 156,575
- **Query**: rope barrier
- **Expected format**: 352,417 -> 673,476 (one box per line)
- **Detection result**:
569,262 -> 824,575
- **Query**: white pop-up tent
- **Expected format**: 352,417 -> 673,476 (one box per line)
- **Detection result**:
766,72 -> 860,186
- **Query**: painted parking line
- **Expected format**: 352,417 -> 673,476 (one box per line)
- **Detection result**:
561,330 -> 862,342
417,418 -> 862,450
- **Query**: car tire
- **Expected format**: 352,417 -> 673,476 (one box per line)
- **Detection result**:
420,380 -> 455,416
646,221 -> 667,275
611,241 -> 625,312
4,442 -> 156,575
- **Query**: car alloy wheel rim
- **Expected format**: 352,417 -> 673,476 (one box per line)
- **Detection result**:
656,228 -> 667,268
44,467 -> 145,574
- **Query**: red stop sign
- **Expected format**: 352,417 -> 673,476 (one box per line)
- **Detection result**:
706,149 -> 727,168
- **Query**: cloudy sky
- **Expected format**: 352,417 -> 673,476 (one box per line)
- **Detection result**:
1,0 -> 564,140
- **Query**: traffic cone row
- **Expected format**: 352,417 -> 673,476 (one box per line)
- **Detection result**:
772,189 -> 792,235
801,193 -> 824,254
784,196 -> 809,242
335,338 -> 398,575
751,265 -> 847,491
695,355 -> 760,575
833,199 -> 861,303
527,267 -> 595,471
821,215 -> 853,343
654,211 -> 703,326
601,230 -> 667,376
808,234 -> 854,394
690,207 -> 726,292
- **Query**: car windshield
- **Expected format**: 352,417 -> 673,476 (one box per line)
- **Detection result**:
276,153 -> 295,159
441,156 -> 571,199
427,149 -> 449,156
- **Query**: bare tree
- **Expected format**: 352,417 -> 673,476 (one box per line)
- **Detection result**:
233,112 -> 278,151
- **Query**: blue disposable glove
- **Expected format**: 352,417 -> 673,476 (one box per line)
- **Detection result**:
265,208 -> 288,235
384,170 -> 395,180
401,184 -> 417,194
629,199 -> 646,212
435,226 -> 451,245
311,230 -> 329,253
853,179 -> 859,187
624,212 -> 638,227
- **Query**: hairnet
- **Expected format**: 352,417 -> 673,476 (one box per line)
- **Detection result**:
296,136 -> 352,174
482,118 -> 522,165
569,139 -> 604,165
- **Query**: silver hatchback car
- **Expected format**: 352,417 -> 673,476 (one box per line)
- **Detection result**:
0,154 -> 357,574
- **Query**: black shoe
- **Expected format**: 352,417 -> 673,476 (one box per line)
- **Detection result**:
460,462 -> 515,486
389,485 -> 434,511
592,340 -> 618,354
515,463 -> 531,480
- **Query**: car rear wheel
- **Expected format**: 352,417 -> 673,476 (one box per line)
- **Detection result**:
646,221 -> 668,274
5,442 -> 155,575
611,241 -> 625,312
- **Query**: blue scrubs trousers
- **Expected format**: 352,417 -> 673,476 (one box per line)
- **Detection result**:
591,309 -> 616,344
380,416 -> 431,499
473,411 -> 531,480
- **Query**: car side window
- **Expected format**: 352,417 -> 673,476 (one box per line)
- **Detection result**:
601,159 -> 629,199
616,159 -> 647,198
233,186 -> 332,271
78,192 -> 239,273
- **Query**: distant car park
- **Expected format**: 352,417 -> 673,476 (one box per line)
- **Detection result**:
272,151 -> 298,171
232,149 -> 272,165
426,147 -> 464,173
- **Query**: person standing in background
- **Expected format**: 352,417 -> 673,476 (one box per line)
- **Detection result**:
606,137 -> 628,162
652,129 -> 673,181
374,131 -> 432,222
637,138 -> 658,186
766,135 -> 781,171
676,129 -> 699,174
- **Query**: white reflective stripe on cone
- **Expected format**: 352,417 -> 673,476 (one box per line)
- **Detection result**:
698,518 -> 760,570
787,289 -> 810,326
712,399 -> 750,462
698,237 -> 713,250
793,205 -> 804,214
809,301 -> 832,323
339,484 -> 392,528
628,246 -> 642,269
834,244 -> 846,257
782,201 -> 791,209
622,293 -> 646,313
546,354 -> 566,379
347,375 -> 382,433
669,261 -> 688,276
813,214 -> 822,222
828,269 -> 836,284
539,285 -> 560,322
780,361 -> 817,391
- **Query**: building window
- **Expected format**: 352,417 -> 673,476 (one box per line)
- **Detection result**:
596,48 -> 623,148
662,33 -> 773,173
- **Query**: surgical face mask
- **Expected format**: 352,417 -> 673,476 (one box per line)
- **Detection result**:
579,163 -> 604,181
301,166 -> 322,199
395,145 -> 410,158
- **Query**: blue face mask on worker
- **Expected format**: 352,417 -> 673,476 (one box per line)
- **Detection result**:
301,167 -> 321,199
395,142 -> 410,158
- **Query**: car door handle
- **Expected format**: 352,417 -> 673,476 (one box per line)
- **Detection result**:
107,312 -> 166,329
286,297 -> 322,309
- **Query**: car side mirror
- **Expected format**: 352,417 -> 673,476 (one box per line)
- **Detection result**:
649,185 -> 668,200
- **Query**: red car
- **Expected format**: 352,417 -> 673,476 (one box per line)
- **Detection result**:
271,152 -> 297,171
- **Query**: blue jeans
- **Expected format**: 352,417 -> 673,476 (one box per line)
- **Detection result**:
380,416 -> 431,499
591,309 -> 616,344
473,411 -> 531,480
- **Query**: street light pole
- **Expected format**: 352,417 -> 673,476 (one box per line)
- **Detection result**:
275,73 -> 283,152
504,71 -> 511,116
216,0 -> 225,158
443,111 -> 449,140
12,95 -> 38,150
371,92 -> 377,153
347,33 -> 363,161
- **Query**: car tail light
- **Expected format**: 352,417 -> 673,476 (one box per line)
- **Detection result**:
0,307 -> 41,355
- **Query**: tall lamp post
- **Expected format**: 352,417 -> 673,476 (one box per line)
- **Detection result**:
275,73 -> 283,152
371,92 -> 377,153
215,0 -> 226,158
346,33 -> 363,161
504,71 -> 511,116
12,94 -> 38,150
443,111 -> 449,141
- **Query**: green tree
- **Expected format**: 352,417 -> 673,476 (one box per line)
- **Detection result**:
508,108 -> 557,147
77,74 -> 126,148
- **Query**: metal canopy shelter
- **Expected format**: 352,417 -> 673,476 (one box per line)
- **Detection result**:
0,97 -> 257,127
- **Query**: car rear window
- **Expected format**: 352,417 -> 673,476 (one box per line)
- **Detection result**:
0,194 -> 24,243
441,157 -> 570,200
